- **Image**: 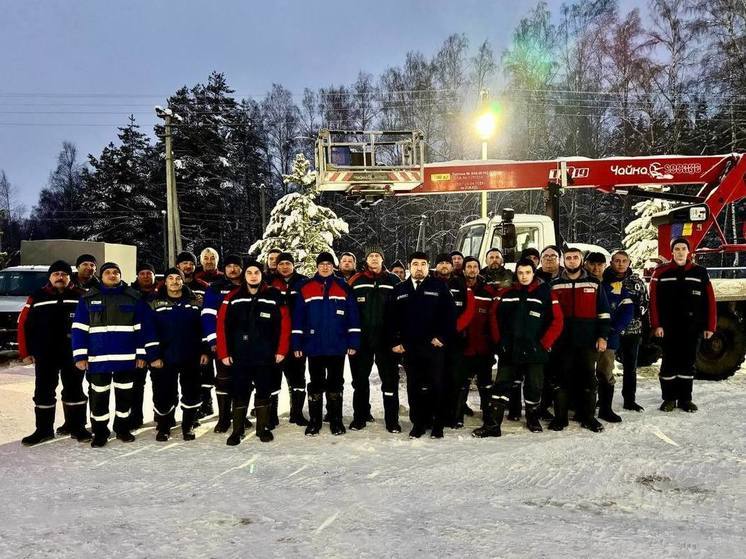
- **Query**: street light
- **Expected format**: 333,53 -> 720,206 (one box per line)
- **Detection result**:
475,90 -> 501,219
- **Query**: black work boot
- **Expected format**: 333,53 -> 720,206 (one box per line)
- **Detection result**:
226,403 -> 247,446
677,400 -> 698,412
598,383 -> 622,423
182,408 -> 197,441
508,383 -> 522,421
269,393 -> 279,430
580,389 -> 604,433
525,405 -> 543,433
56,403 -> 71,436
22,406 -> 55,446
548,390 -> 569,431
328,392 -> 346,435
68,404 -> 92,442
472,399 -> 505,438
198,387 -> 214,419
659,400 -> 676,412
254,399 -> 274,443
213,393 -> 232,433
383,393 -> 401,433
623,400 -> 644,412
289,389 -> 309,426
452,387 -> 470,429
305,393 -> 323,436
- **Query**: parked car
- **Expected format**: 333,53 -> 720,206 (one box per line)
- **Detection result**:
0,266 -> 50,350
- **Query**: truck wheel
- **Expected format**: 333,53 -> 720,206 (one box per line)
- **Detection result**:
696,314 -> 746,381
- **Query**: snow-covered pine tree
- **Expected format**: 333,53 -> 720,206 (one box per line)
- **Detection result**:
622,189 -> 673,268
250,153 -> 348,276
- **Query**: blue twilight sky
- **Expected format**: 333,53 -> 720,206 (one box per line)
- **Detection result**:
0,0 -> 644,212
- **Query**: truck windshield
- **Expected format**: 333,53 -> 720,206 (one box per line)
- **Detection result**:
0,271 -> 48,296
456,224 -> 485,258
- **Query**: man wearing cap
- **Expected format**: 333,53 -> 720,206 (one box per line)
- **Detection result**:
473,258 -> 563,437
201,254 -> 245,432
337,252 -> 358,283
174,251 -> 212,417
547,247 -> 611,433
650,238 -> 716,412
292,252 -> 361,436
72,262 -> 148,447
71,254 -> 100,292
480,248 -> 513,290
265,248 -> 282,280
587,252 -> 633,424
19,261 -> 90,445
605,250 -> 649,412
195,247 -> 224,284
129,262 -> 158,429
520,248 -> 541,268
536,245 -> 564,284
269,252 -> 310,427
142,267 -> 209,442
390,260 -> 406,283
390,252 -> 456,439
450,251 -> 465,277
347,247 -> 401,432
433,253 -> 476,428
454,256 -> 498,428
217,260 -> 290,444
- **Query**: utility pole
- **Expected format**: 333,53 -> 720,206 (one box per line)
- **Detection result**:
156,106 -> 183,266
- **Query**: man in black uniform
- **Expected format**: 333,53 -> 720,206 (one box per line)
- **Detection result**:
348,247 -> 401,432
19,261 -> 90,445
129,262 -> 158,430
390,252 -> 456,439
71,254 -> 100,293
650,238 -> 716,412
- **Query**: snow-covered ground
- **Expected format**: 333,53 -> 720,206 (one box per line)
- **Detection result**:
1,361 -> 745,558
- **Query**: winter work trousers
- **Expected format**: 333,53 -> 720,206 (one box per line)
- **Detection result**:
277,353 -> 306,402
308,355 -> 345,395
548,345 -> 598,394
87,370 -> 134,437
199,356 -> 215,395
231,361 -> 274,403
595,349 -> 617,386
618,335 -> 641,403
151,364 -> 201,421
403,342 -> 446,429
214,358 -> 232,398
458,355 -> 494,394
32,358 -> 86,409
130,366 -> 148,424
349,345 -> 399,421
659,328 -> 700,402
494,363 -> 543,408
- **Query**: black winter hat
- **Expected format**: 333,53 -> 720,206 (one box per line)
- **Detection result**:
137,262 -> 155,274
316,252 -> 336,266
463,256 -> 480,268
408,251 -> 429,264
223,254 -> 243,269
176,251 -> 197,265
76,254 -> 97,267
165,267 -> 184,279
390,259 -> 405,269
449,250 -> 464,259
243,259 -> 263,272
520,247 -> 541,260
277,252 -> 294,265
671,237 -> 690,250
48,260 -> 72,277
365,246 -> 384,258
435,253 -> 452,265
99,262 -> 121,276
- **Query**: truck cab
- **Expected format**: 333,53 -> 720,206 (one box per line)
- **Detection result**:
0,265 -> 50,350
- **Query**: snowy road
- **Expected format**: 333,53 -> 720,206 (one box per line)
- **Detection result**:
1,363 -> 744,558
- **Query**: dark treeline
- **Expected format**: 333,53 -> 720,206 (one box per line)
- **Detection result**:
2,0 -> 746,265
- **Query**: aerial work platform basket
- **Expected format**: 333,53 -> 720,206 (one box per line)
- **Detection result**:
315,129 -> 425,196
